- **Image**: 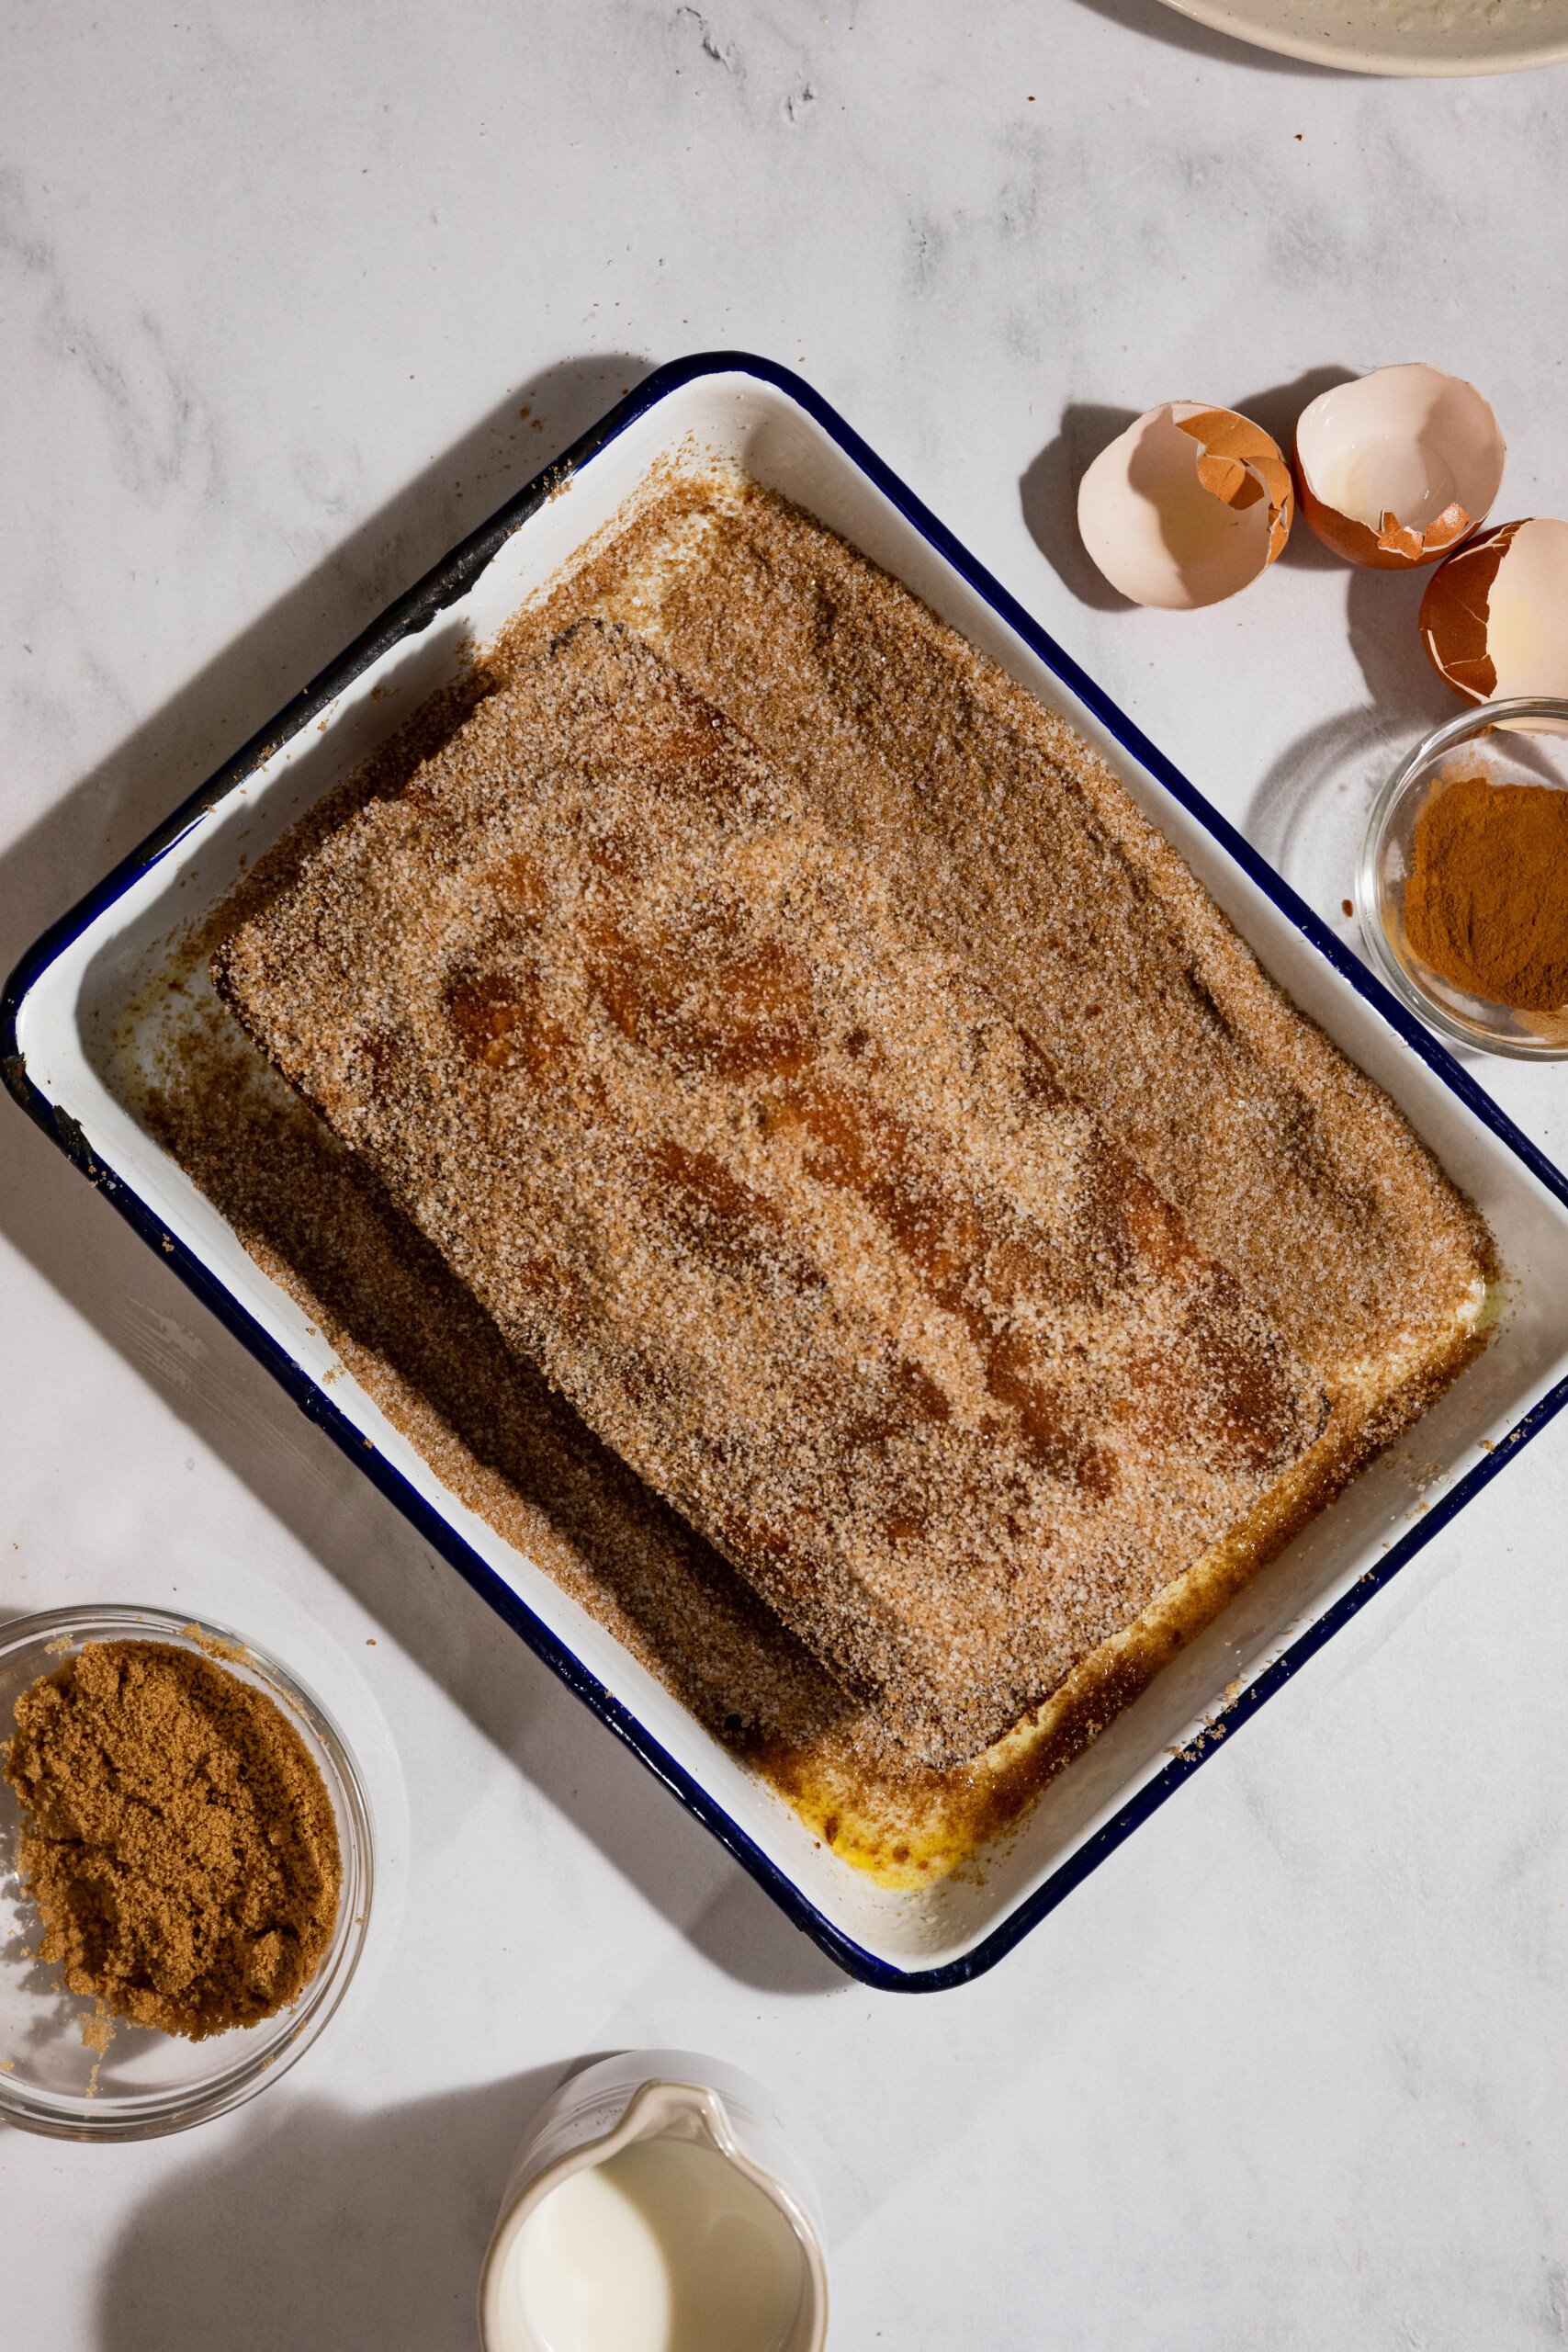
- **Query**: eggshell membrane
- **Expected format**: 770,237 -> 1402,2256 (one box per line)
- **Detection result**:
1294,365 -> 1505,570
1420,518 -> 1568,729
1077,401 -> 1293,610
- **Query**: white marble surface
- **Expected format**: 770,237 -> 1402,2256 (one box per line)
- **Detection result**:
5,4 -> 1568,2345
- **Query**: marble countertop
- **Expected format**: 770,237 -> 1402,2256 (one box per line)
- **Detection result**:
5,5 -> 1567,2345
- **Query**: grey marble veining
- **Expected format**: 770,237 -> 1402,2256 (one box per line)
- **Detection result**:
4,5 -> 1567,2346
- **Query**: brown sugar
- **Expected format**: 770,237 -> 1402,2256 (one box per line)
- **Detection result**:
3,1641 -> 341,2039
1404,768 -> 1568,1012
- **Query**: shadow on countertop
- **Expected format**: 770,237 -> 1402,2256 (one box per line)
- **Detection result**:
1020,402 -> 1139,611
95,2063 -> 582,2352
0,347 -> 847,2002
0,350 -> 652,995
1243,563 -> 1460,914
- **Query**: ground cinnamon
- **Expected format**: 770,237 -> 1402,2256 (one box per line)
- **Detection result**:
3,1640 -> 341,2040
1404,769 -> 1568,1012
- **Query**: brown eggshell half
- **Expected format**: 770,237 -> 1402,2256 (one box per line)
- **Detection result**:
1175,407 -> 1294,566
1293,364 -> 1505,571
1421,518 -> 1568,714
1418,523 -> 1515,700
1076,401 -> 1292,610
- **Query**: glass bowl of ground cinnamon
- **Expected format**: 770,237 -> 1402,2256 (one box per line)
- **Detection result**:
1359,697 -> 1568,1058
0,1606 -> 372,2140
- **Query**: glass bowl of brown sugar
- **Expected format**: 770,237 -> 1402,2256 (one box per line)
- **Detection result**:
0,1606 -> 373,2140
1359,697 -> 1568,1059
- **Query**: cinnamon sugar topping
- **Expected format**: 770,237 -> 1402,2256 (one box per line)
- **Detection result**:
215,620 -> 1326,1764
141,467 -> 1494,1876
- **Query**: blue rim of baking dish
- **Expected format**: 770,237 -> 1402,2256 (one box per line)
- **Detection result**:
6,351 -> 1568,1993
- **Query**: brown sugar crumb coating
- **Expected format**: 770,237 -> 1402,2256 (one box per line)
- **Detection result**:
216,620 -> 1328,1765
144,469 -> 1494,1878
538,475 -> 1492,1391
4,1642 -> 341,2040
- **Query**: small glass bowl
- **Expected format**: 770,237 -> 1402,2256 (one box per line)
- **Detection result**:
0,1605 -> 373,2140
1359,696 -> 1568,1061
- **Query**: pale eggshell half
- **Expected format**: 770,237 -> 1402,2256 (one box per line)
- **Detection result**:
1077,402 -> 1293,610
1420,518 -> 1568,725
1294,364 -> 1505,570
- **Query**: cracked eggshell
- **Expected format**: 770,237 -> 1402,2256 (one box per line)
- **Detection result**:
1294,364 -> 1505,570
1076,402 -> 1293,610
1420,518 -> 1568,718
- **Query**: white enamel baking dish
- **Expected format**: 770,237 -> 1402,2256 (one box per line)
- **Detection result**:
8,355 -> 1568,1988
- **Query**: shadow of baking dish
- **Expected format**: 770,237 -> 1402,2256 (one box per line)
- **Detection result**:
95,2064 -> 592,2352
0,345 -> 843,2003
0,352 -> 652,996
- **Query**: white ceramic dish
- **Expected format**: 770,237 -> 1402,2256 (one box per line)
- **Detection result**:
1156,0 -> 1568,75
8,355 -> 1568,1988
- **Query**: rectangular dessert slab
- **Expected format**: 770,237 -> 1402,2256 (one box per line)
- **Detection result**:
8,355 -> 1568,1988
213,617 -> 1328,1767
